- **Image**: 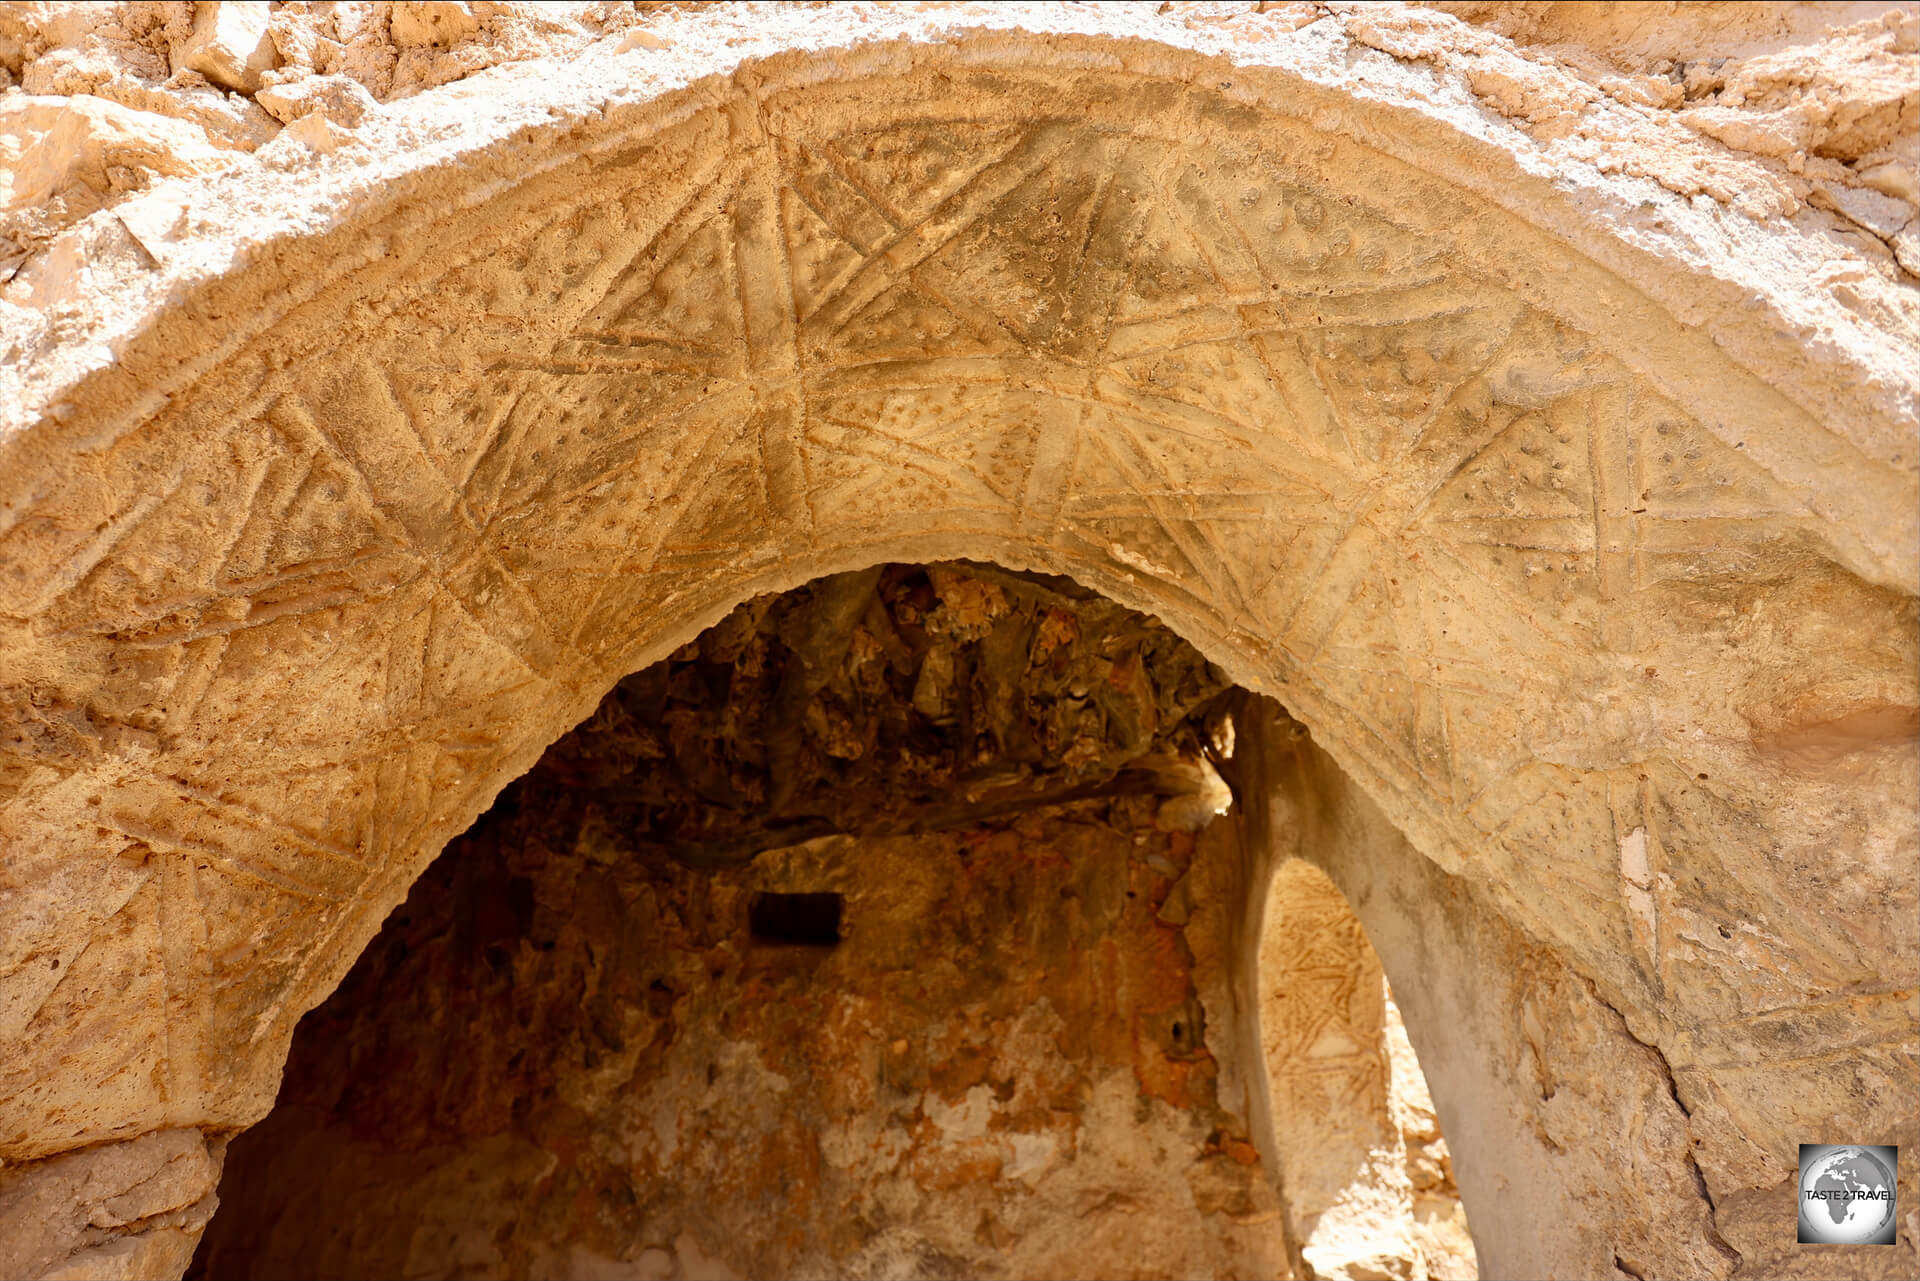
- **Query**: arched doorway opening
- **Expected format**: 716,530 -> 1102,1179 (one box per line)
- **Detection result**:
190,562 -> 1474,1280
1258,857 -> 1475,1281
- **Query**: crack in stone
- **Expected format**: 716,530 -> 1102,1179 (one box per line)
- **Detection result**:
1582,978 -> 1745,1275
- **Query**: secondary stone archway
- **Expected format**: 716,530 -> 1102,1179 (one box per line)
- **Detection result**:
1257,855 -> 1476,1281
0,9 -> 1914,1281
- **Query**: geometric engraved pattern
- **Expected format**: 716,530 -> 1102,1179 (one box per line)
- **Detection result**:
0,54 -> 1905,1174
1261,861 -> 1392,1118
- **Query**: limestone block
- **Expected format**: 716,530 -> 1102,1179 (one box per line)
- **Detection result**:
0,1131 -> 221,1281
1809,180 -> 1917,240
1858,160 -> 1919,205
1894,227 -> 1920,278
269,111 -> 344,157
39,1230 -> 204,1281
254,74 -> 378,128
1714,9 -> 1920,163
173,2 -> 277,94
113,187 -> 193,265
0,94 -> 228,264
0,96 -> 227,217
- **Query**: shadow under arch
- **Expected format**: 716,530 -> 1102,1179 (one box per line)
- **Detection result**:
2,18 -> 1914,1281
189,561 -> 1336,1281
186,560 -> 1503,1281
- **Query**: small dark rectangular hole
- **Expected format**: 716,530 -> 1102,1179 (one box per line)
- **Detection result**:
749,891 -> 843,946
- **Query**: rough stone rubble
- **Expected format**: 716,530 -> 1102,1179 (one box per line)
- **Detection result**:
1,1 -> 1915,288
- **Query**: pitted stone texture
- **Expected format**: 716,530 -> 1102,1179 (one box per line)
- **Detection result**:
173,2 -> 276,95
3,5 -> 1913,304
2,6 -> 1915,464
1236,704 -> 1749,1281
0,9 -> 1915,1281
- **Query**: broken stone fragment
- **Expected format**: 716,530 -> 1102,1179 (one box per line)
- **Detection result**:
38,1229 -> 208,1281
272,111 -> 345,157
1681,103 -> 1810,159
255,74 -> 378,128
114,187 -> 193,264
0,94 -> 229,246
616,28 -> 672,54
174,1 -> 278,94
1856,159 -> 1919,205
1809,180 -> 1917,240
87,76 -> 280,152
1893,228 -> 1920,278
266,8 -> 341,76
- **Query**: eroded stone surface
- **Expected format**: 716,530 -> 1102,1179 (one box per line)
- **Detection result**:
524,562 -> 1235,863
2,3 -> 1913,273
1233,704 -> 1741,1281
199,816 -> 1295,1280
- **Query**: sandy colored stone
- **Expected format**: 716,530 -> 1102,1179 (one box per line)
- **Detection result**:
1420,2 -> 1919,261
252,74 -> 376,129
1260,859 -> 1475,1280
0,4 -> 1913,1280
0,3 -> 1910,293
0,1129 -> 220,1281
0,93 -> 227,267
171,1 -> 276,94
389,2 -> 482,52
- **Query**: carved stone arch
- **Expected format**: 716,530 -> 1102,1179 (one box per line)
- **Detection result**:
1,13 -> 1913,1281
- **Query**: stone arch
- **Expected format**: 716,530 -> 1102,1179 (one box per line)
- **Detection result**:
1,13 -> 1914,1281
1256,854 -> 1475,1281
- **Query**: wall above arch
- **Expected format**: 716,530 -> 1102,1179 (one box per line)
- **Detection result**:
0,6 -> 1914,1279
